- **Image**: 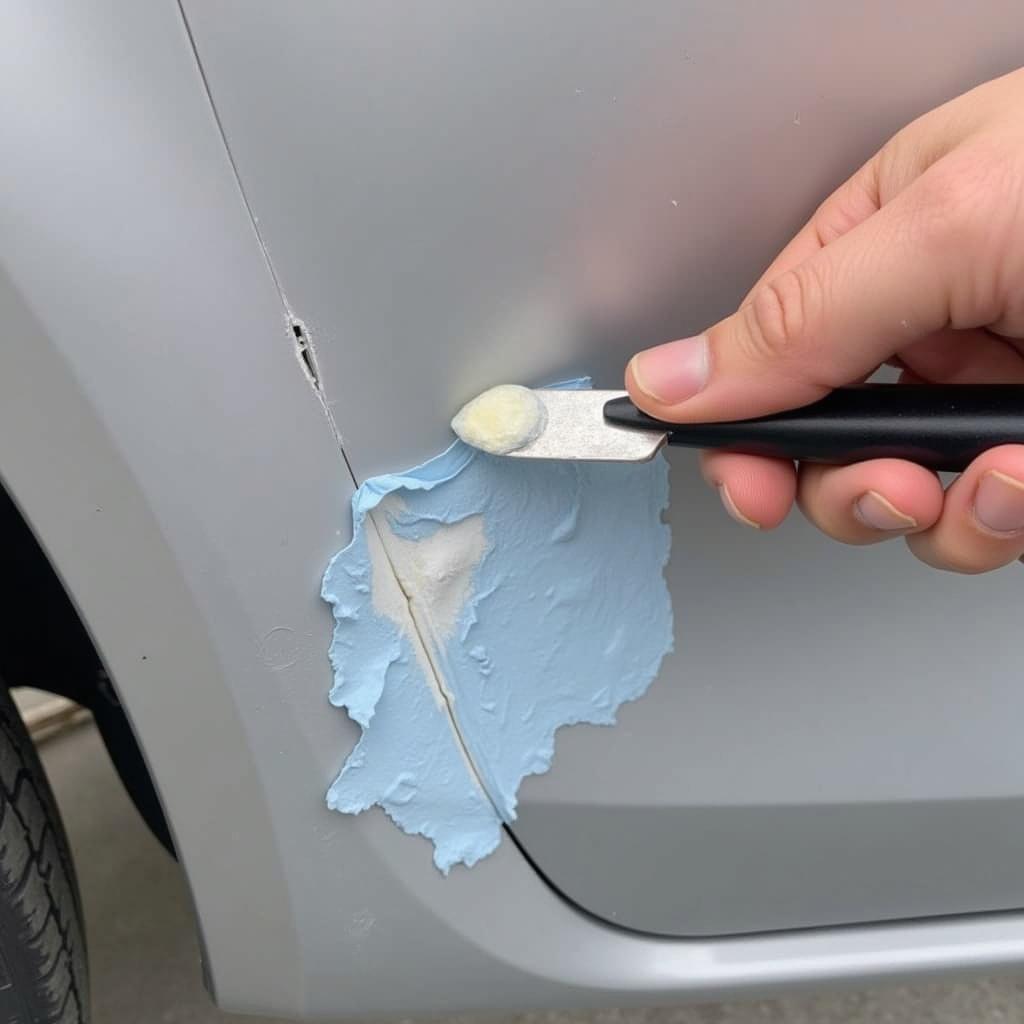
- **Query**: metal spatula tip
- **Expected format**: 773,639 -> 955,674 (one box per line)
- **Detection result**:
497,389 -> 667,463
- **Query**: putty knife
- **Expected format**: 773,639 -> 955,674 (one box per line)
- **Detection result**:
498,385 -> 1024,471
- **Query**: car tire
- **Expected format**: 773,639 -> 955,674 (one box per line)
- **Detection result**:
0,685 -> 87,1022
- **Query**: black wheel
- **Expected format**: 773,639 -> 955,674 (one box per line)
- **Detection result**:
0,686 -> 87,1022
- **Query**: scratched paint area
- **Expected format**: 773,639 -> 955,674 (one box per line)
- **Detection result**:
322,382 -> 674,872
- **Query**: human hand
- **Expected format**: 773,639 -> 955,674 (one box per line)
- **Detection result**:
626,69 -> 1024,573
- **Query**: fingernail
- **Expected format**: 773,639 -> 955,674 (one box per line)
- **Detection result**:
717,483 -> 760,529
853,491 -> 917,532
630,334 -> 709,405
973,470 -> 1024,534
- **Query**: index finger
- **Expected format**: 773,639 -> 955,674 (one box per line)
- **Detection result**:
741,157 -> 882,304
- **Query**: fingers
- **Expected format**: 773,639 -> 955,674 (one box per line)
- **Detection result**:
699,452 -> 795,530
739,157 -> 882,304
797,460 -> 943,545
907,447 -> 1024,573
701,448 -> 1024,574
627,71 -> 1024,572
896,327 -> 1024,384
626,150 -> 1005,424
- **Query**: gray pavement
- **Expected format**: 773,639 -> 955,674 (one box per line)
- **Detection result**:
38,718 -> 1024,1023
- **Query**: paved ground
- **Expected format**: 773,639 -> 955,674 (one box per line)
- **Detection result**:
36,716 -> 1024,1022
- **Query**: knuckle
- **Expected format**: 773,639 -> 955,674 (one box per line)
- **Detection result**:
902,146 -> 1024,326
812,171 -> 879,245
744,265 -> 823,365
812,202 -> 854,248
908,149 -> 1011,253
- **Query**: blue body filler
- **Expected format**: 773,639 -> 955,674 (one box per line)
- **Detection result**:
322,381 -> 673,872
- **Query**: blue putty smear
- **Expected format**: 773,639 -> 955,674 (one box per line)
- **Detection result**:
322,381 -> 673,873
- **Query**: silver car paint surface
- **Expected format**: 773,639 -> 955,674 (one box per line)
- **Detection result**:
2,0 -> 1024,1017
183,0 -> 1024,935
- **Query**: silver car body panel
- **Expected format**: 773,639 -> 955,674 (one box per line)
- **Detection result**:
183,0 -> 1024,936
2,0 -> 1024,1017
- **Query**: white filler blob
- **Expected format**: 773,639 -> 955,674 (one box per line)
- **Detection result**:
381,504 -> 487,642
367,501 -> 487,708
451,384 -> 547,455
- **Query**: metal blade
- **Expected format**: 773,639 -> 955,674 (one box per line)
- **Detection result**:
504,390 -> 667,462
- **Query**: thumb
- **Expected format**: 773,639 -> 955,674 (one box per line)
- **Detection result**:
626,165 -> 978,424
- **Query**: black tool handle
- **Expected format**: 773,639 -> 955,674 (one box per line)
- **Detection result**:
603,385 -> 1024,472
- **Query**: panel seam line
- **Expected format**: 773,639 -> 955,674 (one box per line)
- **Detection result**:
175,2 -> 501,821
175,0 -> 355,482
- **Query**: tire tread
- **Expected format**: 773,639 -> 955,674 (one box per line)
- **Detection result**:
0,689 -> 87,1022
